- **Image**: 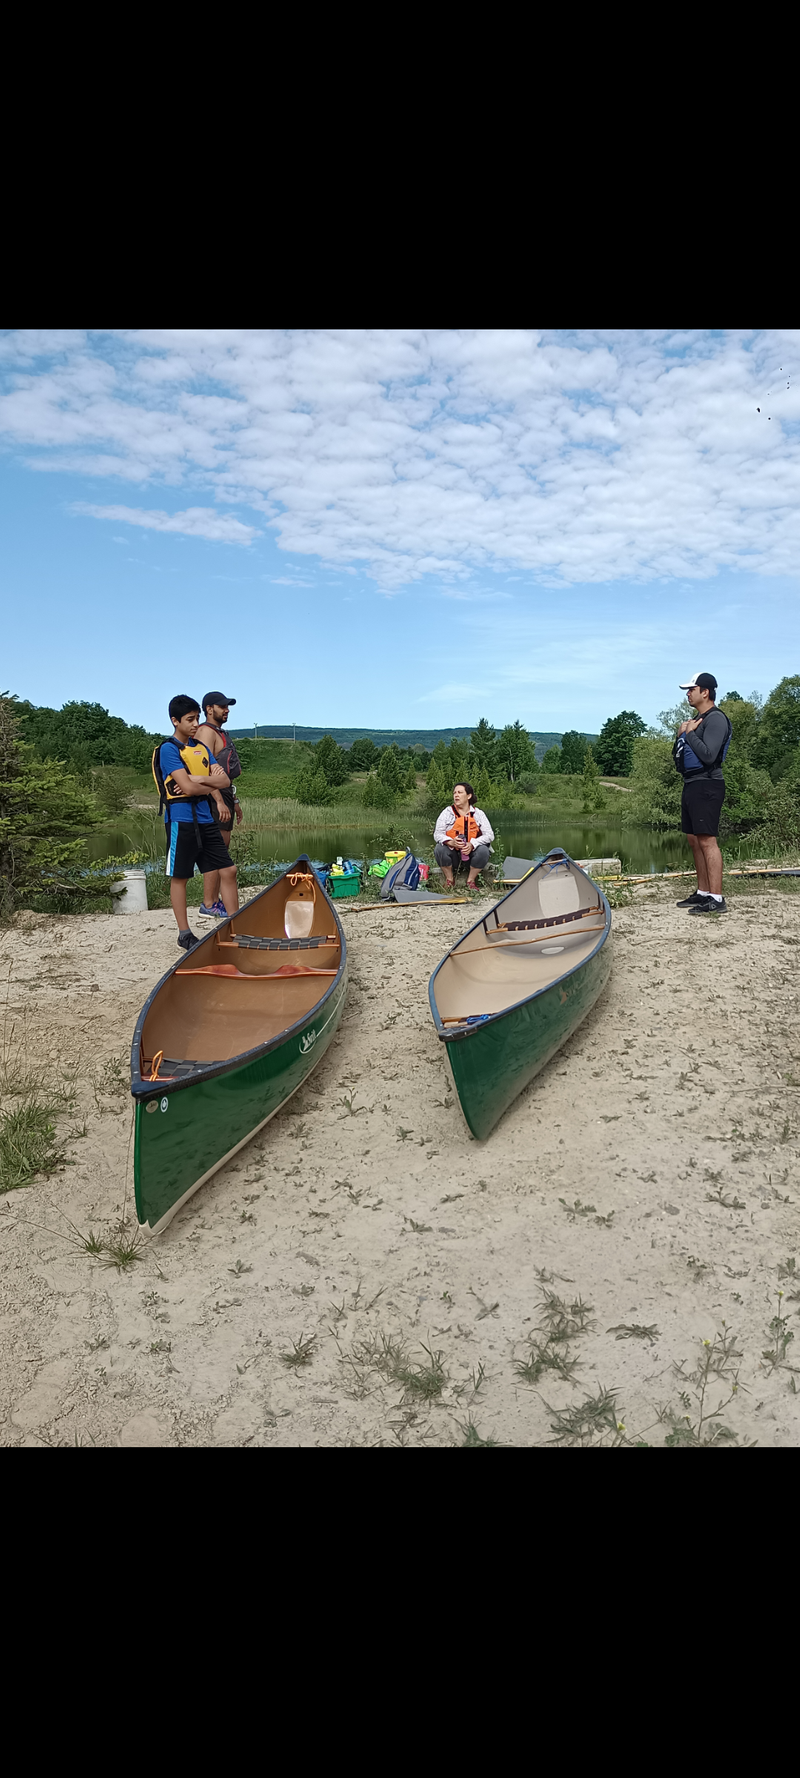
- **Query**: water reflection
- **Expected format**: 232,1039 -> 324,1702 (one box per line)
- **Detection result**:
86,814 -> 703,875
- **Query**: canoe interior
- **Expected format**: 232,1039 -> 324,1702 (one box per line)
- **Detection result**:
138,863 -> 342,1076
432,853 -> 607,1024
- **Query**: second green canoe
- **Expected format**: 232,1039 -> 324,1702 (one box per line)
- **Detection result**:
428,849 -> 611,1139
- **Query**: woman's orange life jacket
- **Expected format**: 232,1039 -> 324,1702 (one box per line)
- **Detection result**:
445,810 -> 481,845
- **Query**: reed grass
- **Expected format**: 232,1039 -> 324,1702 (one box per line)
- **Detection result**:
238,797 -> 411,829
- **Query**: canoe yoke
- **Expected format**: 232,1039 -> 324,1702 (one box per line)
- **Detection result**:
222,934 -> 337,952
496,907 -> 602,933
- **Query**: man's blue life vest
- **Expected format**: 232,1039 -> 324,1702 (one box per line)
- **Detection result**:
673,713 -> 732,778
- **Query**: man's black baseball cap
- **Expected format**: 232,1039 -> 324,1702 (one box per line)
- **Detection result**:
678,671 -> 717,692
202,692 -> 236,710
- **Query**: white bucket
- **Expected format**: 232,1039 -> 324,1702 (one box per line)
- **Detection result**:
110,869 -> 148,915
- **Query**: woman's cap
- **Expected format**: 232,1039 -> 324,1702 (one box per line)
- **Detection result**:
679,671 -> 717,691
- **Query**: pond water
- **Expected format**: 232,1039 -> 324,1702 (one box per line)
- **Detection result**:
86,814 -> 701,875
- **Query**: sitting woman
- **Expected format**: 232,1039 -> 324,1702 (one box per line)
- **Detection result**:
434,782 -> 494,889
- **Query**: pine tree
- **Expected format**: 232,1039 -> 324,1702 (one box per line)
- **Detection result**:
581,745 -> 606,812
496,721 -> 535,782
314,734 -> 350,786
377,746 -> 404,795
0,694 -> 100,915
469,718 -> 497,778
559,730 -> 588,775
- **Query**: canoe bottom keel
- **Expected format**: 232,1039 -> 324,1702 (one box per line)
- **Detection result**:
134,978 -> 345,1234
135,1075 -> 307,1237
442,940 -> 612,1140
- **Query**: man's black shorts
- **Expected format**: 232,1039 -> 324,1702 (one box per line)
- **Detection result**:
681,779 -> 726,836
166,820 -> 233,879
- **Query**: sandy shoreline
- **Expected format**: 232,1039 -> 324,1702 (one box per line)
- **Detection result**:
2,884 -> 800,1447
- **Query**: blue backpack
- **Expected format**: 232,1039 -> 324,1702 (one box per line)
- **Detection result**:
674,713 -> 731,778
380,851 -> 421,899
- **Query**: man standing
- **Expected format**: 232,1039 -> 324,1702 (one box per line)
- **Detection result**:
196,693 -> 243,917
674,672 -> 732,915
157,695 -> 239,951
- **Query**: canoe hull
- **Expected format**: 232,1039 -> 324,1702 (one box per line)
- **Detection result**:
441,927 -> 612,1141
134,973 -> 345,1233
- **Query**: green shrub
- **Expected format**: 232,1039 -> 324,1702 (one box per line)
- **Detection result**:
623,736 -> 682,829
295,766 -> 332,806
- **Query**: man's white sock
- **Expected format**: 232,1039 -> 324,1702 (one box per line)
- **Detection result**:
705,892 -> 723,902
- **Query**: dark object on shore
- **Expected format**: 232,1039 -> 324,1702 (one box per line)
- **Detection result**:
429,849 -> 612,1140
130,858 -> 346,1234
393,886 -> 468,904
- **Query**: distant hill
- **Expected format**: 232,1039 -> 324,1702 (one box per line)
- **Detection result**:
229,724 -> 597,762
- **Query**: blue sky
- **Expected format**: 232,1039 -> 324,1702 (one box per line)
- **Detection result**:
1,328 -> 798,734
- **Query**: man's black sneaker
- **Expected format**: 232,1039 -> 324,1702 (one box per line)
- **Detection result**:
677,891 -> 705,907
688,896 -> 727,915
177,930 -> 200,951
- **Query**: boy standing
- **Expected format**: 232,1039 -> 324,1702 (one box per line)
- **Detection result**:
158,695 -> 239,952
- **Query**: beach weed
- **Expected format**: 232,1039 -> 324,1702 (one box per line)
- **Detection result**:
658,1325 -> 744,1446
608,1323 -> 659,1345
546,1384 -> 625,1447
102,1225 -> 144,1271
762,1291 -> 795,1371
0,1099 -> 66,1193
338,1091 -> 366,1117
458,1418 -> 499,1447
281,1334 -> 316,1369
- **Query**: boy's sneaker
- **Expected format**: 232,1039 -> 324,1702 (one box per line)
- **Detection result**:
198,903 -> 218,916
177,930 -> 200,951
688,896 -> 727,915
676,890 -> 705,907
212,900 -> 227,916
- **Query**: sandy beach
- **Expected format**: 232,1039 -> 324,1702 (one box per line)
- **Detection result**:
2,882 -> 800,1448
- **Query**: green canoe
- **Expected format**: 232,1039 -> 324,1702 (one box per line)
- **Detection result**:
131,858 -> 347,1234
428,849 -> 611,1140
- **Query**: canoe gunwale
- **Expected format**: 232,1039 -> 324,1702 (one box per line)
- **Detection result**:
129,857 -> 347,1102
428,848 -> 611,1045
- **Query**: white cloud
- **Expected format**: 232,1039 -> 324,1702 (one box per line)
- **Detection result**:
72,502 -> 257,544
1,329 -> 798,587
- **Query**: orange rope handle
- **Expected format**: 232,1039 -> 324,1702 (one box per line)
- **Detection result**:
148,1050 -> 164,1082
287,870 -> 316,891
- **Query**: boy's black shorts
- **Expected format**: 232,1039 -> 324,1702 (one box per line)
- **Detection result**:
166,820 -> 233,879
681,779 -> 725,836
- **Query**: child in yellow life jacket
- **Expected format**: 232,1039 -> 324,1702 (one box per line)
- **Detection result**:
153,695 -> 239,952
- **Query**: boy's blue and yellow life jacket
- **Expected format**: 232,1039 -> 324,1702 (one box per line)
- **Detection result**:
152,739 -> 212,837
673,713 -> 732,778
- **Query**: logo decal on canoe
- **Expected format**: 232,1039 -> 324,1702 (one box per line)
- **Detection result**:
160,1096 -> 169,1112
300,1030 -> 317,1054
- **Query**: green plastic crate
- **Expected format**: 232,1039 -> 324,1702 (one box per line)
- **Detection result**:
328,874 -> 360,898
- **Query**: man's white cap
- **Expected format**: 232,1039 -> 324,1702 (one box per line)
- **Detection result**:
678,670 -> 717,691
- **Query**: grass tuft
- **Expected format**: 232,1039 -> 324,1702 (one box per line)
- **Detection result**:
0,1099 -> 65,1193
281,1333 -> 316,1369
102,1225 -> 144,1271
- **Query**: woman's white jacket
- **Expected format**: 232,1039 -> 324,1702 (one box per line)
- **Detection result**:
434,806 -> 495,849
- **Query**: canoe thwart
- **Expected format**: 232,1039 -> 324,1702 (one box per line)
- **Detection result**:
176,967 -> 336,981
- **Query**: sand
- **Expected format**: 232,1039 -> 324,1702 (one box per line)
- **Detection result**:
2,884 -> 800,1448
